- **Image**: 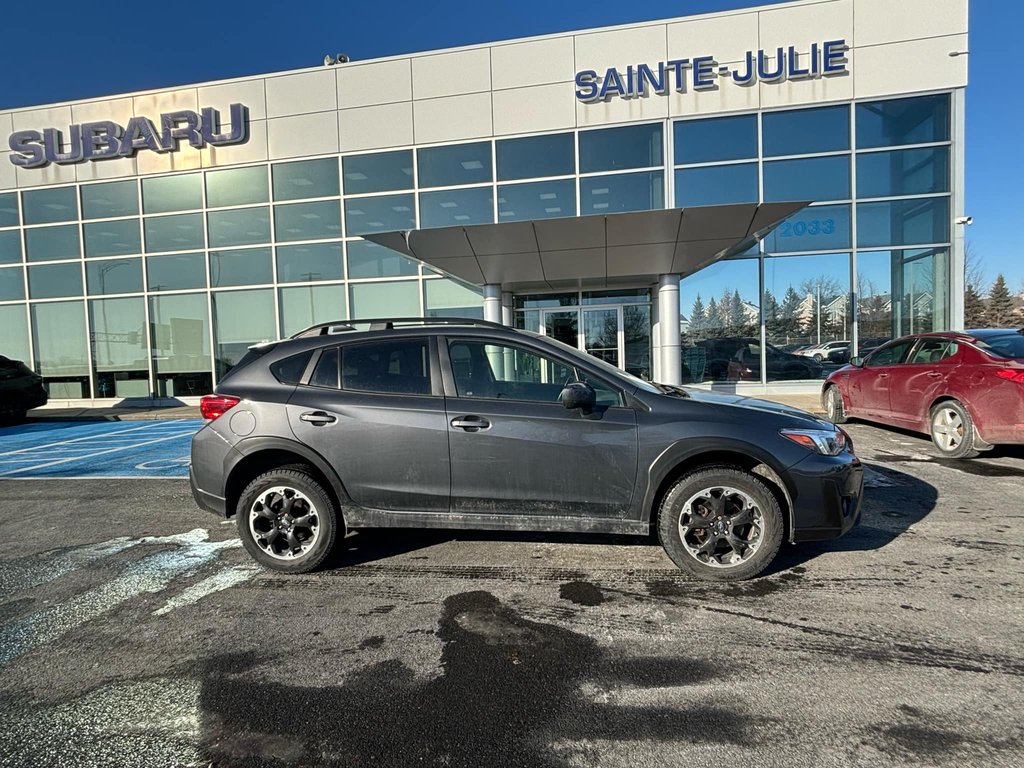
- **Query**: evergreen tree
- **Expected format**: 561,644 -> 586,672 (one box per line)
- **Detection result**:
728,288 -> 746,330
780,286 -> 802,342
706,297 -> 721,337
963,283 -> 987,329
986,274 -> 1016,327
689,294 -> 706,335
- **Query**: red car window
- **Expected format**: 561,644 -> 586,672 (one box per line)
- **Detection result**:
907,340 -> 958,364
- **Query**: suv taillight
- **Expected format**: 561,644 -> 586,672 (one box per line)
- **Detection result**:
995,369 -> 1024,384
200,394 -> 241,420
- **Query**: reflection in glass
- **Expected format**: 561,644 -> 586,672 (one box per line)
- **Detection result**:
425,278 -> 483,318
89,297 -> 149,398
860,248 -> 948,339
675,164 -> 757,207
417,142 -> 492,188
544,310 -> 578,348
583,308 -> 618,367
350,280 -> 419,318
210,247 -> 273,287
213,289 -> 276,378
856,94 -> 950,149
419,187 -> 493,229
273,201 -> 341,242
496,134 -> 574,181
149,292 -> 212,396
142,174 -> 202,213
0,266 -> 24,301
272,158 -> 340,201
0,192 -> 19,227
207,207 -> 271,247
582,289 -> 650,305
29,262 -> 83,299
623,304 -> 651,380
147,252 -> 206,291
280,284 -> 348,337
206,166 -> 269,208
762,204 -> 851,254
83,219 -> 142,257
23,187 -> 78,224
144,213 -> 204,253
497,179 -> 575,221
0,305 -> 30,362
31,301 -> 89,397
276,242 -> 343,283
81,180 -> 138,219
579,123 -> 662,173
762,105 -> 849,157
857,197 -> 949,248
86,258 -> 143,295
0,231 -> 21,264
856,147 -> 949,198
25,224 -> 80,262
763,156 -> 850,202
675,115 -> 757,164
344,194 -> 416,236
342,150 -> 413,194
580,171 -> 664,215
347,239 -> 418,278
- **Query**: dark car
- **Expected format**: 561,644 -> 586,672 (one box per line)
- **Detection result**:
822,328 -> 1024,458
0,355 -> 47,423
694,337 -> 822,382
190,318 -> 862,581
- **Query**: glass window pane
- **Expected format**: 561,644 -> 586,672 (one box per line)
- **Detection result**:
447,339 -> 574,401
89,297 -> 149,398
149,292 -> 212,396
514,293 -> 577,310
0,304 -> 30,362
144,213 -> 204,253
856,147 -> 949,198
83,219 -> 142,258
679,259 -> 760,383
417,142 -> 492,188
763,105 -> 849,157
497,179 -> 575,221
675,164 -> 758,207
496,133 -> 574,181
0,267 -> 24,301
276,242 -> 343,283
206,166 -> 269,208
25,224 -> 80,262
272,158 -> 340,201
208,207 -> 271,248
213,289 -> 276,378
425,278 -> 483,318
0,192 -> 19,228
342,150 -> 413,194
147,252 -> 206,291
142,174 -> 202,213
280,284 -> 347,337
582,288 -> 650,305
350,280 -> 419,318
82,180 -> 138,219
856,94 -> 950,149
31,302 -> 90,394
763,204 -> 851,253
419,187 -> 493,229
344,194 -> 415,236
341,338 -> 430,395
0,230 -> 22,264
674,115 -> 757,164
273,201 -> 341,242
310,347 -> 339,389
763,156 -> 850,202
86,258 -> 143,295
580,123 -> 662,173
346,239 -> 418,278
580,171 -> 664,215
210,247 -> 273,287
23,187 -> 78,224
29,262 -> 83,299
857,197 -> 949,248
859,248 -> 947,339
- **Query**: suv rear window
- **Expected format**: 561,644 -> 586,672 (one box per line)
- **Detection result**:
270,351 -> 313,385
342,338 -> 430,395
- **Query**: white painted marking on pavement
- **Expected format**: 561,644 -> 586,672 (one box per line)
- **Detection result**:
0,430 -> 198,477
152,564 -> 257,616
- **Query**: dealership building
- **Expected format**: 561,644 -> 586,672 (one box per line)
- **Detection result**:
0,0 -> 968,402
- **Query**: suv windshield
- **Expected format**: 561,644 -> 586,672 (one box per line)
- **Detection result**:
975,332 -> 1024,359
524,331 -> 662,394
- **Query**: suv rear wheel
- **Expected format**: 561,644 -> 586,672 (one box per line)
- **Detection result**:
236,466 -> 339,573
658,467 -> 784,581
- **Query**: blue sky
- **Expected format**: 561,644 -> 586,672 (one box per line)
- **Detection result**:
1,0 -> 1019,293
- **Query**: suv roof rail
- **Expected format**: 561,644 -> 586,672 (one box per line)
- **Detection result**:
289,317 -> 508,339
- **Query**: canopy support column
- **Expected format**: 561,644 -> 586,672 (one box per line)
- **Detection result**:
501,290 -> 513,326
658,274 -> 682,386
483,284 -> 502,325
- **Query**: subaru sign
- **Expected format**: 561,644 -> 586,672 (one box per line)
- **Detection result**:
8,103 -> 249,168
575,40 -> 848,102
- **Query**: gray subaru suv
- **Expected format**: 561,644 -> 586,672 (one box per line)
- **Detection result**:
190,318 -> 862,581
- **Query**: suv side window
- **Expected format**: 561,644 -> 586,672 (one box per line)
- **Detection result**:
866,339 -> 914,367
309,347 -> 339,388
341,338 -> 431,395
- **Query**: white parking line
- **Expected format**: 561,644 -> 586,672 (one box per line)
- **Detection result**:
0,430 -> 199,477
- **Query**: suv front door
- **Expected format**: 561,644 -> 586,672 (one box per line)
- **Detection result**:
441,337 -> 639,520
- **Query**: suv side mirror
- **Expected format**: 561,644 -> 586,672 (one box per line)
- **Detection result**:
560,381 -> 597,412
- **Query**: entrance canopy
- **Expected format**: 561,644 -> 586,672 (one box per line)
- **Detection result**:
363,202 -> 808,291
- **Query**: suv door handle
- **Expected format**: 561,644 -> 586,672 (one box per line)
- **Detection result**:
451,416 -> 490,432
299,410 -> 336,426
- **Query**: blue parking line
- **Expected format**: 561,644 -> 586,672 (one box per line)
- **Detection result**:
0,420 -> 205,478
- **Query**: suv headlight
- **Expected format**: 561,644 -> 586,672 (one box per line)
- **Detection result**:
780,428 -> 848,456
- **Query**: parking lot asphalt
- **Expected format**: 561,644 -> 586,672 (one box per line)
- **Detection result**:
0,420 -> 1022,767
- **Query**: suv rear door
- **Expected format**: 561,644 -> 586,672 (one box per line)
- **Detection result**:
441,336 -> 639,520
286,336 -> 451,513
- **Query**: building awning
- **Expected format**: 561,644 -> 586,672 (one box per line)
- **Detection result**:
363,201 -> 808,292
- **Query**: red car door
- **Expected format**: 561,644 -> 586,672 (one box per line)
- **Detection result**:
887,338 -> 962,430
851,338 -> 916,418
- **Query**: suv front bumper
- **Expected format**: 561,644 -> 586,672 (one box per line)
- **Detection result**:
787,452 -> 863,542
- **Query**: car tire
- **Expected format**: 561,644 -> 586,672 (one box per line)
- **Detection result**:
824,385 -> 848,424
813,353 -> 824,362
658,466 -> 784,582
929,401 -> 980,460
236,465 -> 340,573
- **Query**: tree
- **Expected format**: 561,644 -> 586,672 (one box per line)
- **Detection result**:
689,294 -> 706,336
705,297 -> 721,337
964,283 -> 987,329
727,288 -> 746,330
965,240 -> 986,294
779,286 -> 803,343
986,274 -> 1016,328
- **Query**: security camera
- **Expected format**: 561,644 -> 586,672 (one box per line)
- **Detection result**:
323,54 -> 336,66
336,53 -> 350,64
955,216 -> 973,226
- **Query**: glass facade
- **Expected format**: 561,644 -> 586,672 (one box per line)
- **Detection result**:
0,90 -> 956,398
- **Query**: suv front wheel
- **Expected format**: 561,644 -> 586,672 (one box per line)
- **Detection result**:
236,466 -> 340,573
658,467 -> 784,581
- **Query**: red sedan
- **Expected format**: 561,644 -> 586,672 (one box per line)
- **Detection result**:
822,329 -> 1024,458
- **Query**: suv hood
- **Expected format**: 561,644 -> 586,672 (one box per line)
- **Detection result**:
682,388 -> 829,426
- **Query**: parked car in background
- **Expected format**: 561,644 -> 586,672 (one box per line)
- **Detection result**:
0,356 -> 47,423
798,340 -> 850,362
695,337 -> 822,382
822,329 -> 1024,458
